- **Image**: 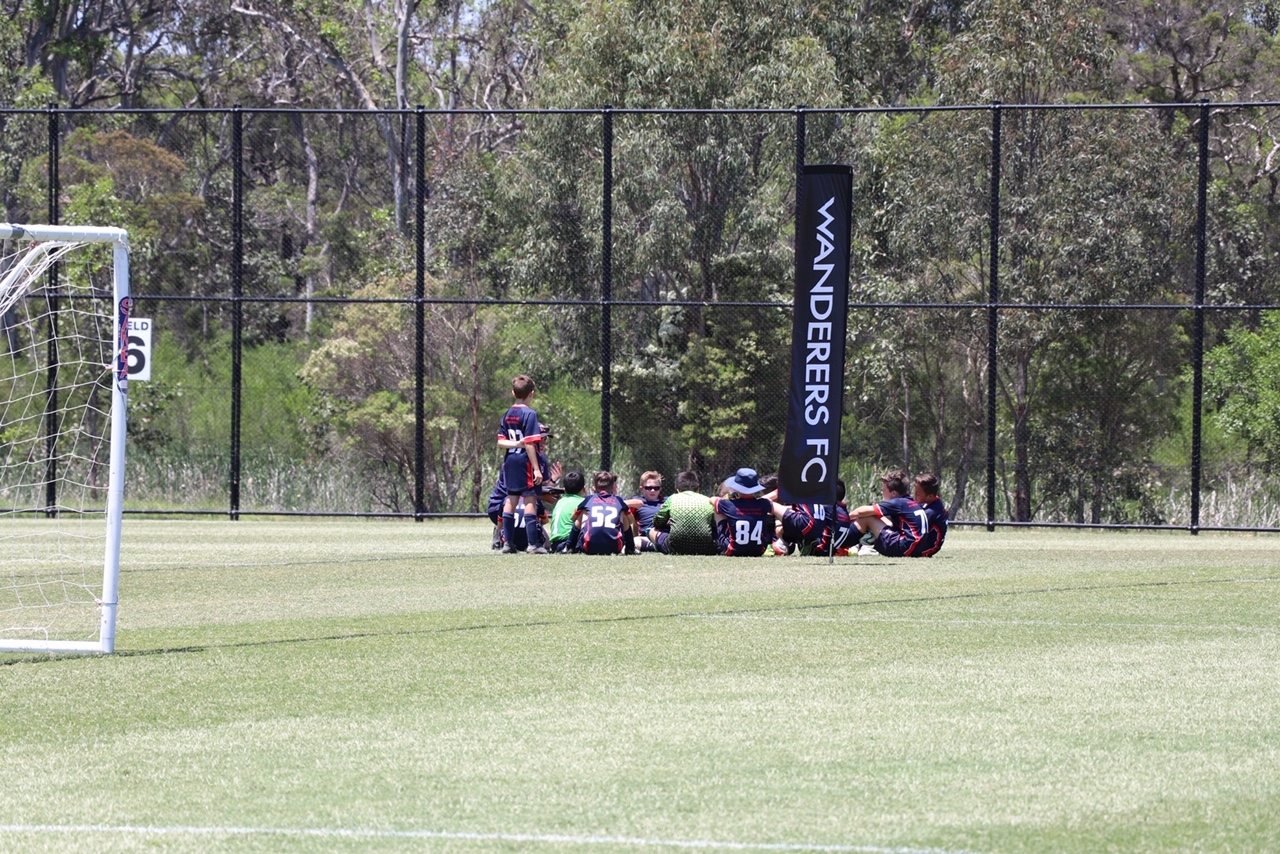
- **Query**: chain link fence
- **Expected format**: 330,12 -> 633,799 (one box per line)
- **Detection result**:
3,102 -> 1279,530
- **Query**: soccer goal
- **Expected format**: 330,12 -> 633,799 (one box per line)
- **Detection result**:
1,223 -> 130,654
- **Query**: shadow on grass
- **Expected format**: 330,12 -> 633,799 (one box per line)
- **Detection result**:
8,572 -> 1275,666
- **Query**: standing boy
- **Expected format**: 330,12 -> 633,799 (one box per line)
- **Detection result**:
497,374 -> 546,554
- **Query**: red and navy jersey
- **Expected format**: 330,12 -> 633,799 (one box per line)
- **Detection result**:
574,492 -> 634,554
497,403 -> 543,452
830,502 -> 855,550
712,496 -> 773,557
873,496 -> 931,556
915,497 -> 948,556
784,502 -> 854,554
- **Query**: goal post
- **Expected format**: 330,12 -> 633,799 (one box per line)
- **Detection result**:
1,223 -> 130,654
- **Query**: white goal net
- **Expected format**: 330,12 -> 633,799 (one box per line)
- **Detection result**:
1,224 -> 130,654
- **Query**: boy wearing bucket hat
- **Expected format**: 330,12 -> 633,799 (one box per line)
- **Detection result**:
710,468 -> 780,557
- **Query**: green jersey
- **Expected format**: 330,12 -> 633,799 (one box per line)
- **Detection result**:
653,490 -> 716,555
548,494 -> 584,544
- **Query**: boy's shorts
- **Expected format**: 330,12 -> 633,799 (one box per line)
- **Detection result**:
501,450 -> 538,495
780,508 -> 823,545
875,528 -> 915,557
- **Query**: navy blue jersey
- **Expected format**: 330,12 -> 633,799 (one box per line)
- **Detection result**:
497,402 -> 542,447
784,502 -> 830,545
630,496 -> 664,533
828,502 -> 855,551
486,474 -> 506,524
785,502 -> 855,554
872,496 -> 931,557
503,501 -> 547,550
915,497 -> 948,556
712,496 -> 774,557
574,492 -> 634,555
497,403 -> 543,493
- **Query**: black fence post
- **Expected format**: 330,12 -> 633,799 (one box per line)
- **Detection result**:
43,103 -> 60,518
986,101 -> 1002,532
230,106 -> 244,521
1190,99 -> 1210,535
796,104 -> 806,186
601,105 -> 614,472
415,106 -> 427,521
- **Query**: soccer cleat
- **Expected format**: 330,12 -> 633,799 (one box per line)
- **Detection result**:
500,543 -> 517,554
526,545 -> 549,555
856,543 -> 877,557
491,526 -> 503,550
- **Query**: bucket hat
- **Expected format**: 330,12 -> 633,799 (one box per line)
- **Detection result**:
724,467 -> 764,496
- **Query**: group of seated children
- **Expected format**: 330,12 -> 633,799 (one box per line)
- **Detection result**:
492,372 -> 947,558
490,462 -> 947,559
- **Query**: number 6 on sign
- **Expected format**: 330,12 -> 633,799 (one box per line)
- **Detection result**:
127,317 -> 151,381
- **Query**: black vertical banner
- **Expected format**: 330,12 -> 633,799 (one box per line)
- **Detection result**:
778,165 -> 852,505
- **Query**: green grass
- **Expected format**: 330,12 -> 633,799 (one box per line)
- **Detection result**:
3,522 -> 1280,853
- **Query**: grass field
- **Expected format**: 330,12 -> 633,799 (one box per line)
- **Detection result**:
3,521 -> 1279,853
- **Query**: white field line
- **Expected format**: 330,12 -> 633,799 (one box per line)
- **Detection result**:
0,825 -> 980,854
683,614 -> 1280,633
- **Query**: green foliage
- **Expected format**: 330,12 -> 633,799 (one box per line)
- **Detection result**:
1205,312 -> 1280,472
3,0 -> 1279,519
129,329 -> 318,460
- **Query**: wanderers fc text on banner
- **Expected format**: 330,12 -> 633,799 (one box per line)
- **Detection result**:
777,165 -> 852,505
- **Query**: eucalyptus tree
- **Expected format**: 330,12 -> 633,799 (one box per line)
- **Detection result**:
507,0 -> 851,477
913,0 -> 1189,522
1105,1 -> 1280,500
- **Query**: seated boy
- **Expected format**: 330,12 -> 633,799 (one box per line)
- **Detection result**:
547,470 -> 586,553
572,471 -> 638,555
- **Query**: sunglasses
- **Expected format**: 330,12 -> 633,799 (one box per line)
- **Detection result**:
642,485 -> 661,490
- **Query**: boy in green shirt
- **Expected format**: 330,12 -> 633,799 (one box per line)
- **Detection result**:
649,470 -> 717,555
548,470 -> 586,553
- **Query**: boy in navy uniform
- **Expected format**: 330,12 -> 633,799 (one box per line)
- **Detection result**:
777,479 -> 856,557
911,472 -> 948,557
851,469 -> 946,558
573,471 -> 638,555
710,468 -> 778,557
489,421 -> 559,551
626,470 -> 665,552
497,374 -> 546,553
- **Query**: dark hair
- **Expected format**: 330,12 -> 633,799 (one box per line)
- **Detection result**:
835,478 -> 846,503
563,470 -> 586,494
512,374 -> 536,399
593,470 -> 617,491
674,470 -> 700,492
880,469 -> 910,497
759,473 -> 779,492
914,472 -> 941,498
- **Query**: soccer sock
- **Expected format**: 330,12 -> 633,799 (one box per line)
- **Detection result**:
502,512 -> 516,547
524,515 -> 541,548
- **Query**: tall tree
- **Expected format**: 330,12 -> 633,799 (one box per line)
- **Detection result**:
918,0 -> 1188,521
